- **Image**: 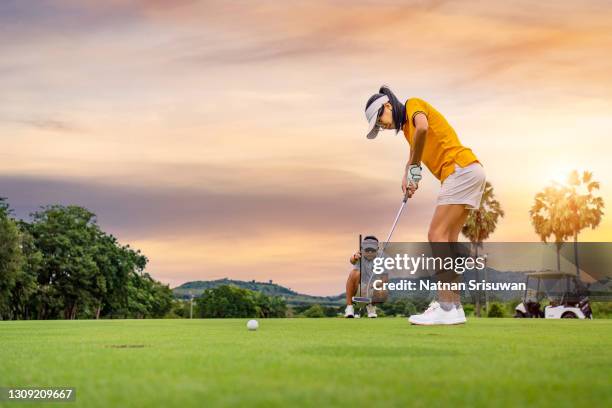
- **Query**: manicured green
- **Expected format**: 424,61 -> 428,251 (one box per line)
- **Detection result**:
1,318 -> 610,408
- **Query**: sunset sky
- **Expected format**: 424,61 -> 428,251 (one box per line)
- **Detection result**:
2,0 -> 611,295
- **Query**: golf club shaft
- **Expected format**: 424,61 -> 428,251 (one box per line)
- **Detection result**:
365,196 -> 408,298
383,196 -> 408,251
359,234 -> 362,298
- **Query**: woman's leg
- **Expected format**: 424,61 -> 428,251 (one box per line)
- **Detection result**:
428,204 -> 469,243
428,204 -> 470,305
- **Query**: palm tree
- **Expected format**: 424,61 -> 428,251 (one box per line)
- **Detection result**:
530,184 -> 573,272
462,181 -> 504,317
566,170 -> 605,277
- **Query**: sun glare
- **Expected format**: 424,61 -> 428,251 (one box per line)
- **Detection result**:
546,166 -> 578,187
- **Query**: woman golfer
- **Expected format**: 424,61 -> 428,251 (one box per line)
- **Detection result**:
364,85 -> 486,325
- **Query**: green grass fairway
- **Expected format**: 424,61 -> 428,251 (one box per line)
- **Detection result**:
1,318 -> 611,408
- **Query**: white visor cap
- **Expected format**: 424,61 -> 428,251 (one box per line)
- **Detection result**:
365,94 -> 389,139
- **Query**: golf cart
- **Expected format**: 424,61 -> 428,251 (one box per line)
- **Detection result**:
514,270 -> 592,319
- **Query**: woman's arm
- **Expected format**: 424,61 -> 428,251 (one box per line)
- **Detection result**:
402,113 -> 428,197
408,113 -> 428,166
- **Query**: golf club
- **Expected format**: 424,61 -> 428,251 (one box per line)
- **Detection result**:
352,234 -> 370,314
352,194 -> 409,305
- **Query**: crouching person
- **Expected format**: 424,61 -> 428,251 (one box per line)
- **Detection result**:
344,236 -> 388,318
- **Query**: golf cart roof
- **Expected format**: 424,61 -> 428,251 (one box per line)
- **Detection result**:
526,270 -> 577,279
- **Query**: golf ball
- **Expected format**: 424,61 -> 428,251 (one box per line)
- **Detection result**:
247,319 -> 259,331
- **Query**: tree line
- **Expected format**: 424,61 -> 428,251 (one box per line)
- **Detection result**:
1,169 -> 604,320
192,285 -> 287,318
0,198 -> 173,320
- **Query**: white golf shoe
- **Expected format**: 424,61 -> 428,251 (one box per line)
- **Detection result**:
344,305 -> 355,318
366,304 -> 378,318
455,306 -> 467,323
408,302 -> 467,325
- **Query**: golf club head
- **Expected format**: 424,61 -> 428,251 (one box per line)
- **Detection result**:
352,296 -> 371,305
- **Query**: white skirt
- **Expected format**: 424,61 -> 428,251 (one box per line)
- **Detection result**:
436,162 -> 486,209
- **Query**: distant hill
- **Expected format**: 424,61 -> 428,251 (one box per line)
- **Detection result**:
173,279 -> 344,306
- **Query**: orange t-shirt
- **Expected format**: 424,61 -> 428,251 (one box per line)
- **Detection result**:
403,98 -> 479,183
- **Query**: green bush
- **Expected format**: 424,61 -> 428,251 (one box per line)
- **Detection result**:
506,299 -> 521,316
378,298 -> 434,317
303,304 -> 325,318
323,306 -> 341,317
195,285 -> 287,318
487,303 -> 505,318
403,302 -> 417,317
462,303 -> 475,317
591,302 -> 612,318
